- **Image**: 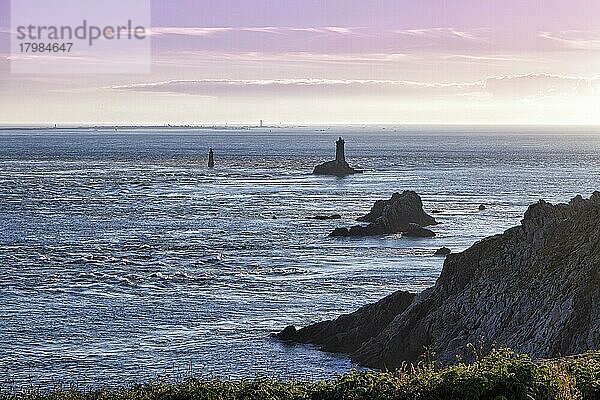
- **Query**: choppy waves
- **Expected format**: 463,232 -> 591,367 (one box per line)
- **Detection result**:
2,128 -> 600,388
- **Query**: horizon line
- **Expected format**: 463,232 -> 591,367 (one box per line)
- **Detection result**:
3,123 -> 600,128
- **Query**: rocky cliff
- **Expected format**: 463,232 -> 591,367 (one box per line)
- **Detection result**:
278,194 -> 600,369
276,290 -> 415,354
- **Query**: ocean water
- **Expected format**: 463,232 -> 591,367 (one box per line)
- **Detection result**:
1,126 -> 600,389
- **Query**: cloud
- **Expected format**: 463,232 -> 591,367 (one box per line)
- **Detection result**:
148,25 -> 600,55
149,26 -> 497,54
109,74 -> 600,102
539,31 -> 600,50
149,26 -> 358,37
441,54 -> 527,62
483,74 -> 600,100
154,50 -> 413,65
109,78 -> 479,96
393,27 -> 489,42
242,26 -> 355,35
148,27 -> 233,37
151,26 -> 484,41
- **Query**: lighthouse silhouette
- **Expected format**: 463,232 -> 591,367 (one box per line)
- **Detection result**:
312,136 -> 361,176
335,137 -> 346,165
208,148 -> 215,168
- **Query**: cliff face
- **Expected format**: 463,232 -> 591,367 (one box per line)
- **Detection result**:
276,291 -> 415,354
279,194 -> 600,369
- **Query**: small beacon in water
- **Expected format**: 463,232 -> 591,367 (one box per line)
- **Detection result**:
208,148 -> 215,168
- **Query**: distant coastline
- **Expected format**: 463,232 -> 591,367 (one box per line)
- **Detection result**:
2,124 -> 600,133
0,124 -> 289,132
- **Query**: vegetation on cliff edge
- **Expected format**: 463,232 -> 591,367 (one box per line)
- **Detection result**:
3,349 -> 599,400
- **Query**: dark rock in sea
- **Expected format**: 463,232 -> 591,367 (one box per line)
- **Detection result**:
403,223 -> 436,238
313,161 -> 362,177
278,325 -> 298,338
434,247 -> 452,256
348,225 -> 371,236
330,227 -> 350,237
313,137 -> 362,177
331,191 -> 437,237
356,191 -> 438,229
275,291 -> 416,354
311,214 -> 342,221
279,193 -> 600,369
431,209 -> 442,214
479,204 -> 487,211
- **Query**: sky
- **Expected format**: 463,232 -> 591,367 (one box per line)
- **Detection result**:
1,0 -> 600,125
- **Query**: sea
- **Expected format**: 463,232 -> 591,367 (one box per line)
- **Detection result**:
1,125 -> 600,390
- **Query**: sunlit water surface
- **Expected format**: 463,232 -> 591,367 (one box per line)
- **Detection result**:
1,126 -> 600,389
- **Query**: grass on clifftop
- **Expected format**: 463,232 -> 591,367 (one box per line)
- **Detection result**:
4,349 -> 599,400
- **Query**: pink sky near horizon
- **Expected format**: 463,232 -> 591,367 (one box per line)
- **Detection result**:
1,0 -> 600,125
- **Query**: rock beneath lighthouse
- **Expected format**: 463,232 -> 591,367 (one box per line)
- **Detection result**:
313,160 -> 362,177
313,137 -> 362,177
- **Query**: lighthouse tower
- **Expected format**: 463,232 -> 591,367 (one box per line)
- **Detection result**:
335,137 -> 346,164
312,137 -> 362,176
